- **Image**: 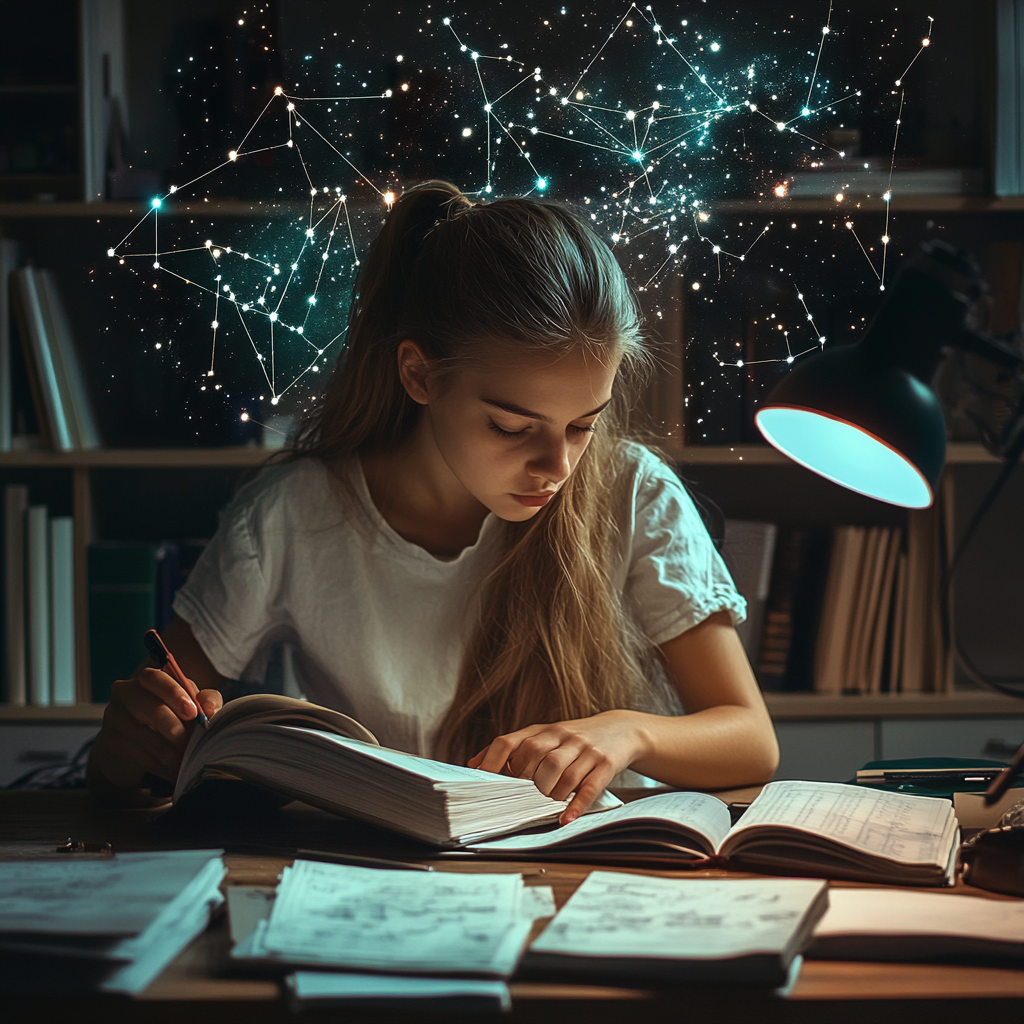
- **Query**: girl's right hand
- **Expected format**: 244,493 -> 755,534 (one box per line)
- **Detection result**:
89,667 -> 223,796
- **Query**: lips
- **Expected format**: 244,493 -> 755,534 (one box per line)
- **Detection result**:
511,492 -> 556,507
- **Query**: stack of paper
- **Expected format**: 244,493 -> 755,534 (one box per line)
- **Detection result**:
0,850 -> 225,994
232,859 -> 555,977
527,872 -> 829,984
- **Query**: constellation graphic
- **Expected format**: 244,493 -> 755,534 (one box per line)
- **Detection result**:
107,2 -> 936,408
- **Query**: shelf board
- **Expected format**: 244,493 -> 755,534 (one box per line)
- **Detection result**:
712,196 -> 1024,215
0,198 -> 384,218
0,703 -> 105,722
2,692 -> 1019,723
765,691 -> 1024,720
0,446 -> 273,468
0,443 -> 1001,470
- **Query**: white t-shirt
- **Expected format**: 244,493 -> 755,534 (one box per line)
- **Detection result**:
173,443 -> 745,758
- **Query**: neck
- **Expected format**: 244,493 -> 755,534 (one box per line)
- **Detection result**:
360,411 -> 490,556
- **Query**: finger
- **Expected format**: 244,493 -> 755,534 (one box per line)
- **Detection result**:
197,688 -> 223,719
104,701 -> 183,773
136,667 -> 202,721
94,719 -> 179,786
529,745 -> 585,797
474,725 -> 546,775
112,681 -> 189,749
508,733 -> 572,782
549,751 -> 600,802
560,763 -> 618,825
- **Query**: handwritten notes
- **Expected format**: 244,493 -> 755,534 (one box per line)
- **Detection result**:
241,860 -> 549,976
531,873 -> 828,961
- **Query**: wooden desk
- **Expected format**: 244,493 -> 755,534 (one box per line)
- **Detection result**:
2,790 -> 1022,1023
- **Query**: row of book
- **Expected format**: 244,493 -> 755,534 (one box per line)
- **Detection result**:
1,239 -> 100,451
2,483 -> 206,704
724,502 -> 950,694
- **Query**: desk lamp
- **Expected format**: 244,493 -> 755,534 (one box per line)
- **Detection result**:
755,239 -> 1024,796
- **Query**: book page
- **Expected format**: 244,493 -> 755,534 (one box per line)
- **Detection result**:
531,873 -> 828,960
725,781 -> 955,864
257,860 -> 533,975
813,888 -> 1024,942
0,851 -> 223,935
291,971 -> 511,1008
469,791 -> 730,853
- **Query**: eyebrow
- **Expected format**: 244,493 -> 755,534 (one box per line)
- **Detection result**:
482,398 -> 612,424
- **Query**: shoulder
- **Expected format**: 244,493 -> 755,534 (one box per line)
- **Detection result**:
614,441 -> 692,515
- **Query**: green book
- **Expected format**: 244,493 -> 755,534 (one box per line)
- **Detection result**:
88,544 -> 161,703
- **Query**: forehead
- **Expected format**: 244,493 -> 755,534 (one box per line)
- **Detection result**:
459,346 -> 619,404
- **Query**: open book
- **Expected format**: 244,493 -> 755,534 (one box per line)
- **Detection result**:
173,694 -> 619,846
469,781 -> 960,885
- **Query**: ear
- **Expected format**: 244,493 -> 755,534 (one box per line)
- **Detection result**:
396,339 -> 432,405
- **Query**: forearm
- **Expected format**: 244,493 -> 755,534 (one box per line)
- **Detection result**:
619,703 -> 779,790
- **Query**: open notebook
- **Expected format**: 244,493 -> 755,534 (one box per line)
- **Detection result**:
469,781 -> 960,885
173,694 -> 619,846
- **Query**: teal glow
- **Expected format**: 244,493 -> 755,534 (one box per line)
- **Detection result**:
536,177 -> 548,191
755,407 -> 932,508
151,197 -> 162,209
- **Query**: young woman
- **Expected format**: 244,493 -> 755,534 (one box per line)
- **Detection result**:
88,180 -> 779,819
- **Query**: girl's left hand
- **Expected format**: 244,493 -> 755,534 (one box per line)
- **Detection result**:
468,710 -> 649,824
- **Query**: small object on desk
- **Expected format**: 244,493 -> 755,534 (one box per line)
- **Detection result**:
953,788 -> 1024,831
142,628 -> 208,727
807,888 -> 1024,963
55,838 -> 112,855
526,874 -> 829,985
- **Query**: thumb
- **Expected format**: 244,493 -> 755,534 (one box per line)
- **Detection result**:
197,688 -> 224,719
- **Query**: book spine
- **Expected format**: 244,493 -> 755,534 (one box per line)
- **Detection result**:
3,484 -> 29,704
26,504 -> 51,707
12,269 -> 73,451
995,0 -> 1024,196
0,239 -> 19,452
49,516 -> 76,706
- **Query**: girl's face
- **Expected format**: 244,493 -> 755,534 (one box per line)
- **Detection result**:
409,342 -> 619,522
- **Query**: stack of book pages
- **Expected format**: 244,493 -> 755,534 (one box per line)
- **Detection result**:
0,851 -> 225,994
173,694 -> 620,846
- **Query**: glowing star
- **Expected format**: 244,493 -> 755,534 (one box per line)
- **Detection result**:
169,185 -> 177,193
240,412 -> 250,422
691,282 -> 701,290
835,193 -> 844,203
575,90 -> 584,100
776,122 -> 786,131
107,248 -> 115,257
462,127 -> 472,137
774,184 -> 788,198
269,312 -> 278,322
228,151 -> 238,161
710,42 -> 720,51
384,191 -> 396,206
883,191 -> 892,202
698,212 -> 709,222
536,177 -> 548,191
151,197 -> 162,209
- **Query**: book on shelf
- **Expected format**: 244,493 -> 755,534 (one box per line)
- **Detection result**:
996,0 -> 1024,196
467,781 -> 959,886
173,693 -> 621,847
789,167 -> 984,198
3,484 -> 28,705
721,519 -> 776,661
9,267 -> 100,452
3,491 -> 78,706
0,238 -> 20,451
525,873 -> 828,986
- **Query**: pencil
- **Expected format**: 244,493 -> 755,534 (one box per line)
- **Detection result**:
143,629 -> 209,728
983,738 -> 1024,807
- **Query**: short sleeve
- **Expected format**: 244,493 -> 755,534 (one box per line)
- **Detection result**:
172,481 -> 280,681
623,450 -> 746,645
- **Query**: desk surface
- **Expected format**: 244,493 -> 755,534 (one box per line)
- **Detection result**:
2,790 -> 1022,1023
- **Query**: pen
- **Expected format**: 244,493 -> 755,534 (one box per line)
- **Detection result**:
983,739 -> 1024,807
143,628 -> 208,728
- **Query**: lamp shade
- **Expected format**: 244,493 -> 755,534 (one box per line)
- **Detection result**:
754,343 -> 946,508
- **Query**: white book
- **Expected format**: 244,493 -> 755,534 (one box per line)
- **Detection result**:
0,239 -> 20,451
49,516 -> 76,705
25,504 -> 51,707
3,484 -> 28,704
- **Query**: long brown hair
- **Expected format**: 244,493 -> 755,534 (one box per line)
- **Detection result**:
289,180 -> 658,762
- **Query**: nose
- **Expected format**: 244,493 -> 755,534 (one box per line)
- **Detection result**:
526,433 -> 572,487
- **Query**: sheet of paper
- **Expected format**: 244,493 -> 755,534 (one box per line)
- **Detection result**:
226,886 -> 277,946
813,888 -> 1024,942
256,860 -> 534,975
729,781 -> 955,864
531,872 -> 827,960
0,851 -> 224,935
469,791 -> 730,853
290,971 -> 511,1008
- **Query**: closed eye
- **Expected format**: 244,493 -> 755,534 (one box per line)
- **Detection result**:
487,421 -> 596,439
